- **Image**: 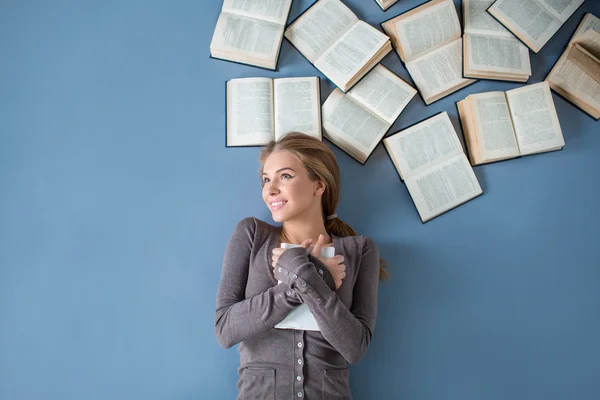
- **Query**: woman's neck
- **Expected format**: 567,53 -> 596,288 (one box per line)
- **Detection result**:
281,218 -> 331,245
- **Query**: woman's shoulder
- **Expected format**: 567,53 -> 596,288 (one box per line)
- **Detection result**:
335,234 -> 378,254
233,217 -> 280,237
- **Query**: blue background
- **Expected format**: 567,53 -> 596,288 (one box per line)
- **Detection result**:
1,0 -> 599,399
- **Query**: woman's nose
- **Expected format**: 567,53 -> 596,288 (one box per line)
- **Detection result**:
267,180 -> 280,195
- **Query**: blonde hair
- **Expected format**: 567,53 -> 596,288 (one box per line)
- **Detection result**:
259,132 -> 388,280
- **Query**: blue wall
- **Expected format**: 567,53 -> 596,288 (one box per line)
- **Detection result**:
1,1 -> 599,399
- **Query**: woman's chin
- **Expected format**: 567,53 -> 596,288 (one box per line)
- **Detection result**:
271,212 -> 285,223
271,210 -> 294,223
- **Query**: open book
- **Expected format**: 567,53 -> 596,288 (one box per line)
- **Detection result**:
209,0 -> 293,70
383,112 -> 483,223
463,0 -> 531,82
375,0 -> 400,12
226,77 -> 322,147
284,0 -> 392,92
322,65 -> 417,164
487,0 -> 586,53
457,82 -> 565,166
381,0 -> 476,105
545,13 -> 600,120
274,243 -> 335,331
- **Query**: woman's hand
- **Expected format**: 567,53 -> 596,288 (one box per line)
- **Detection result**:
272,235 -> 346,289
310,234 -> 346,290
272,238 -> 312,275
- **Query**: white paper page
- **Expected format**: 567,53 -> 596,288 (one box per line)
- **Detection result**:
546,14 -> 600,118
506,82 -> 565,155
568,44 -> 600,83
489,0 -> 562,52
347,65 -> 417,125
378,0 -> 400,11
221,0 -> 293,25
274,244 -> 335,331
571,13 -> 600,41
573,29 -> 600,58
456,99 -> 481,164
463,0 -> 513,36
322,89 -> 389,164
226,78 -> 274,146
284,0 -> 357,63
406,38 -> 474,103
537,0 -> 585,23
465,33 -> 531,74
394,0 -> 461,62
315,21 -> 389,91
211,12 -> 283,60
405,154 -> 482,222
274,77 -> 321,140
382,112 -> 463,180
548,55 -> 600,110
469,92 -> 521,160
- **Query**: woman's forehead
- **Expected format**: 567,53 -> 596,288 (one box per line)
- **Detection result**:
264,151 -> 303,171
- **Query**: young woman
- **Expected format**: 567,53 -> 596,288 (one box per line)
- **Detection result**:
215,132 -> 385,399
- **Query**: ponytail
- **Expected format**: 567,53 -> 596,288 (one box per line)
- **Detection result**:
325,217 -> 389,280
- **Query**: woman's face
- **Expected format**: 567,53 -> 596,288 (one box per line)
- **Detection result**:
261,150 -> 323,223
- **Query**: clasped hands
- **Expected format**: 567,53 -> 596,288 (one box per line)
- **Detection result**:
272,234 -> 346,289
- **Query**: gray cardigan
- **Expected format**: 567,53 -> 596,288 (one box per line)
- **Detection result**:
215,217 -> 380,400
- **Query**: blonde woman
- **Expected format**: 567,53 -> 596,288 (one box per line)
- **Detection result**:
215,132 -> 385,399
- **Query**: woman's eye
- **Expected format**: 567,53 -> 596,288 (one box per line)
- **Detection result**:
281,173 -> 292,180
262,177 -> 270,184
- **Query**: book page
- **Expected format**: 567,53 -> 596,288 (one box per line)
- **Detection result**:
393,0 -> 461,62
506,82 -> 565,155
536,0 -> 585,23
347,65 -> 417,124
573,29 -> 600,58
468,92 -> 521,161
377,0 -> 400,11
226,78 -> 274,146
221,0 -> 293,25
322,89 -> 389,164
464,33 -> 531,75
406,38 -> 474,103
463,0 -> 513,36
457,99 -> 485,165
571,13 -> 600,41
405,154 -> 482,222
273,77 -> 321,140
488,0 -> 562,52
314,21 -> 389,91
210,12 -> 283,62
547,48 -> 600,115
568,44 -> 600,83
546,14 -> 600,118
284,0 -> 357,63
382,112 -> 463,180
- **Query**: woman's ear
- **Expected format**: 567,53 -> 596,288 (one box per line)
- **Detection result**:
314,180 -> 326,196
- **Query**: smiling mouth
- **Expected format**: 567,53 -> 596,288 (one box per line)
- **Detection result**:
271,200 -> 287,210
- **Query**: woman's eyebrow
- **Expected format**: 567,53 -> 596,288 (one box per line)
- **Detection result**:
262,167 -> 296,176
